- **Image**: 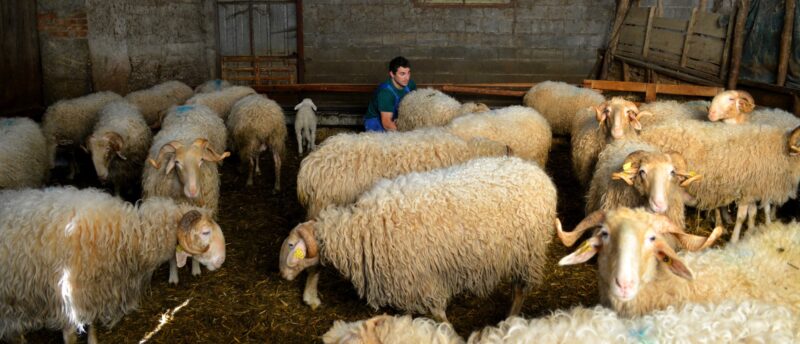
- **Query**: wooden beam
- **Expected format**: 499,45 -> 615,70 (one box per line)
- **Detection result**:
296,0 -> 304,83
439,85 -> 526,97
614,55 -> 723,86
645,83 -> 657,102
680,8 -> 699,67
719,10 -> 735,79
622,61 -> 631,81
698,0 -> 708,11
601,0 -> 632,80
251,83 -> 536,94
777,0 -> 796,86
642,7 -> 656,58
795,94 -> 800,117
727,0 -> 750,90
583,79 -> 724,97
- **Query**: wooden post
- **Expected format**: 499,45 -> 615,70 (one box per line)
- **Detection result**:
600,0 -> 632,80
645,82 -> 657,102
296,0 -> 304,84
795,94 -> 800,117
642,7 -> 656,58
622,61 -> 631,81
656,0 -> 664,16
720,10 -> 736,79
777,0 -> 796,86
698,0 -> 708,11
680,8 -> 699,67
727,0 -> 750,90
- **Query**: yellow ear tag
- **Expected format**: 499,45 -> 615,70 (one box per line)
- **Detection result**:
622,162 -> 635,173
688,171 -> 697,177
576,240 -> 594,254
176,244 -> 184,253
293,249 -> 305,260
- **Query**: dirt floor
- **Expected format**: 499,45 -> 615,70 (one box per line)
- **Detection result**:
21,129 -> 796,343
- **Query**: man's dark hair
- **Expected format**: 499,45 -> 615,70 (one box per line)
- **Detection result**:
388,56 -> 410,74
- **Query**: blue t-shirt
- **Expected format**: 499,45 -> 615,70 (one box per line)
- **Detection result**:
365,79 -> 417,120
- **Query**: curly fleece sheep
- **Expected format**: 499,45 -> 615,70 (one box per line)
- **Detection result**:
396,88 -> 489,131
282,157 -> 557,322
227,94 -> 287,190
0,117 -> 49,189
185,86 -> 256,120
523,81 -> 605,135
124,80 -> 193,127
0,187 -> 225,343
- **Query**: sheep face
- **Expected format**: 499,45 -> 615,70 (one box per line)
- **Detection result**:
322,315 -> 390,344
457,102 -> 490,115
86,132 -> 125,182
611,151 -> 701,213
279,221 -> 320,281
294,98 -> 317,111
175,210 -> 226,271
557,208 -> 721,304
149,138 -> 229,199
708,90 -> 754,123
593,98 -> 643,140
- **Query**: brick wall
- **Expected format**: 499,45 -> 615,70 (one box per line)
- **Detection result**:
302,1 -> 616,84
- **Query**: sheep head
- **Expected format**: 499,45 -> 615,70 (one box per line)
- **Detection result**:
708,90 -> 755,123
294,98 -> 317,112
610,150 -> 702,213
279,221 -> 320,281
788,125 -> 800,156
458,102 -> 490,115
322,315 -> 392,344
557,208 -> 722,303
86,131 -> 126,183
148,138 -> 230,199
593,97 -> 643,141
175,210 -> 226,271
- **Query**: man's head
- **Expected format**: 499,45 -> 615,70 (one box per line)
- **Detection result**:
388,56 -> 411,88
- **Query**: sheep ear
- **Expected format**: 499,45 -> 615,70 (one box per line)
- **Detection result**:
594,105 -> 607,124
310,101 -> 317,111
654,241 -> 693,280
558,236 -> 601,265
736,91 -> 755,113
630,117 -> 642,131
294,103 -> 302,110
176,247 -> 190,268
611,171 -> 635,185
165,157 -> 177,175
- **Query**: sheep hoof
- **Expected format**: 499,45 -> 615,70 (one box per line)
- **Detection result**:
303,293 -> 321,310
191,261 -> 202,276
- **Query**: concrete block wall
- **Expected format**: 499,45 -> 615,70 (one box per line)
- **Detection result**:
302,1 -> 616,84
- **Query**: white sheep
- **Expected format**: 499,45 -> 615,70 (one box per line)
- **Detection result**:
396,88 -> 489,131
41,91 -> 123,179
0,186 -> 225,343
227,94 -> 287,190
0,117 -> 49,189
296,128 -> 508,219
523,81 -> 605,135
636,100 -> 707,127
294,98 -> 317,155
185,86 -> 256,120
124,80 -> 193,128
86,101 -> 152,195
143,104 -> 230,284
281,157 -> 558,321
194,79 -> 232,94
557,207 -> 800,318
323,314 -> 464,344
446,105 -> 552,167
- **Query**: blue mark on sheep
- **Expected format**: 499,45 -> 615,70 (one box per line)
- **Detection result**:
215,79 -> 222,90
175,105 -> 193,114
629,325 -> 653,344
1,118 -> 14,126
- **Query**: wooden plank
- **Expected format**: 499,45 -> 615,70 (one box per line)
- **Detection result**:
681,8 -> 699,67
625,7 -> 650,26
618,43 -> 643,55
652,16 -> 687,31
777,0 -> 796,86
613,55 -> 723,86
440,85 -> 526,97
619,25 -> 645,45
623,61 -> 631,81
647,50 -> 682,66
602,0 -> 633,80
645,83 -> 657,102
642,7 -> 656,57
655,83 -> 723,97
728,0 -> 750,89
694,11 -> 728,39
686,59 -> 722,76
583,79 -> 723,97
687,35 -> 725,64
719,9 -> 735,78
649,28 -> 685,55
584,80 -> 647,92
699,0 -> 708,11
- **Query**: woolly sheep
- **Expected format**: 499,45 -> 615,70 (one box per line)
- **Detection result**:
124,80 -> 193,128
296,128 -> 508,219
143,104 -> 230,284
194,79 -> 232,94
227,94 -> 287,190
185,86 -> 256,120
294,98 -> 318,155
570,97 -> 645,186
281,157 -> 557,321
636,100 -> 706,127
0,117 -> 49,189
446,105 -> 552,167
396,88 -> 489,131
557,208 -> 800,317
0,187 -> 225,343
523,80 -> 605,135
41,91 -> 123,178
323,314 -> 464,344
86,101 -> 152,195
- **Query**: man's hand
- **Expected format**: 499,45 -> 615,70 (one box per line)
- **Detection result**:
380,111 -> 397,131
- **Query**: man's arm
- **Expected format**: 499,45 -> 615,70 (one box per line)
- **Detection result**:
380,111 -> 397,131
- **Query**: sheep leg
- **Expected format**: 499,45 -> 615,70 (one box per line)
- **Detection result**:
763,202 -> 772,224
721,205 -> 733,224
303,267 -> 322,309
509,281 -> 526,317
246,157 -> 255,187
714,208 -> 723,228
272,149 -> 281,193
732,203 -> 750,243
295,126 -> 304,155
169,257 -> 179,285
87,325 -> 97,344
747,203 -> 757,229
431,308 -> 449,323
309,126 -> 316,151
67,150 -> 78,180
191,258 -> 201,276
62,328 -> 76,344
770,204 -> 777,222
255,151 -> 262,176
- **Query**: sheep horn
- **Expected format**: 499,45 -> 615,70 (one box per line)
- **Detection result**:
678,172 -> 702,187
195,138 -> 230,163
177,210 -> 209,255
557,211 -> 605,247
652,215 -> 721,251
296,221 -> 318,258
789,126 -> 800,156
152,141 -> 182,170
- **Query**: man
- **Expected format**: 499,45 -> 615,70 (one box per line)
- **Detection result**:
364,56 -> 417,132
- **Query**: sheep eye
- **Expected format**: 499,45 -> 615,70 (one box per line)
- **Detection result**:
638,169 -> 646,177
288,243 -> 294,248
202,230 -> 211,236
649,235 -> 656,242
670,170 -> 676,177
603,108 -> 610,114
600,230 -> 609,238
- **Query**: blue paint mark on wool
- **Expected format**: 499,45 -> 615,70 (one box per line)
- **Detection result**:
629,325 -> 653,344
215,79 -> 222,90
175,105 -> 193,114
1,118 -> 14,126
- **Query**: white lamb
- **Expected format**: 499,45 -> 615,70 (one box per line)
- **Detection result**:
227,94 -> 287,190
294,98 -> 318,155
0,117 -> 49,189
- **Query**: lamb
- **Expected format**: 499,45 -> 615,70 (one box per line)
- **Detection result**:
142,104 -> 229,284
557,207 -> 800,318
41,91 -> 124,178
185,86 -> 256,120
296,128 -> 508,219
85,101 -> 152,195
522,80 -> 605,135
708,89 -> 800,128
0,186 -> 225,343
194,79 -> 232,94
587,140 -> 700,229
124,80 -> 193,127
323,314 -> 464,344
0,117 -> 49,189
446,105 -> 552,167
227,94 -> 287,190
281,157 -> 557,321
570,97 -> 645,186
396,88 -> 489,131
294,98 -> 318,155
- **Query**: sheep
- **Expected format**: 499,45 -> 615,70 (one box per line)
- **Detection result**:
323,314 -> 464,344
281,157 -> 558,321
227,94 -> 287,191
142,104 -> 229,284
194,79 -> 232,94
124,80 -> 193,127
41,91 -> 124,179
468,301 -> 799,343
0,117 -> 49,189
587,140 -> 700,229
396,88 -> 490,131
708,89 -> 800,127
185,86 -> 256,120
296,128 -> 508,219
446,105 -> 552,167
294,98 -> 318,155
557,207 -> 800,318
85,101 -> 152,195
570,97 -> 645,187
522,80 -> 605,135
636,100 -> 707,127
0,186 -> 225,343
